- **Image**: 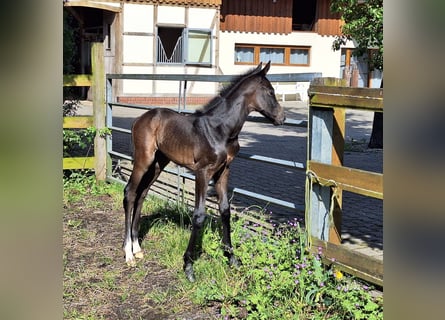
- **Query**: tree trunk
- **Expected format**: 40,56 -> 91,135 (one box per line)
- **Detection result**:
368,78 -> 383,149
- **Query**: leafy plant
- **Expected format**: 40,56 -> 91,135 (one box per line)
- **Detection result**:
142,205 -> 383,319
63,127 -> 96,158
330,0 -> 383,71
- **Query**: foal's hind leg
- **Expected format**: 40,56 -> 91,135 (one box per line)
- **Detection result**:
130,153 -> 169,261
123,150 -> 168,266
123,158 -> 152,266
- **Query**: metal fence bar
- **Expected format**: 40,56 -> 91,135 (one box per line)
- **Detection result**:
105,72 -> 319,214
232,188 -> 304,212
161,165 -> 304,212
109,126 -> 131,134
237,152 -> 305,170
107,73 -> 322,82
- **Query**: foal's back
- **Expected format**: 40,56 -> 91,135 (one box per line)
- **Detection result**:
132,108 -> 216,169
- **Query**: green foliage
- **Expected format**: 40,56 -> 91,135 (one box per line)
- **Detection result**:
146,207 -> 383,319
63,172 -> 121,204
331,0 -> 383,70
63,125 -> 110,159
63,127 -> 96,158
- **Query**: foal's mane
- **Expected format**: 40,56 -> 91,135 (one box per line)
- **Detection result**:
195,64 -> 263,115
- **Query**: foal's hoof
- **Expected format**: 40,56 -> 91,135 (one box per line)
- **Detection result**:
126,258 -> 137,267
134,251 -> 144,259
184,263 -> 196,282
229,256 -> 240,268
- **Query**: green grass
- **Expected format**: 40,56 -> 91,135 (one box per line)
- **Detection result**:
147,212 -> 383,319
137,198 -> 383,319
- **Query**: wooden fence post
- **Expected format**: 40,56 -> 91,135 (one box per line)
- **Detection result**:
91,42 -> 106,181
307,77 -> 347,245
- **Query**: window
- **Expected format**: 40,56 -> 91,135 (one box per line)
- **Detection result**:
290,48 -> 309,65
234,46 -> 254,63
156,26 -> 212,66
235,44 -> 310,66
292,0 -> 316,31
260,47 -> 285,64
340,48 -> 383,88
185,29 -> 212,65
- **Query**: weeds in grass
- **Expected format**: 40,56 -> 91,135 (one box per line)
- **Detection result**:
63,171 -> 121,204
144,203 -> 383,319
64,173 -> 382,319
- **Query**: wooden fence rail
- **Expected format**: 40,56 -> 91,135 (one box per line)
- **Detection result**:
63,42 -> 107,180
62,116 -> 95,170
306,77 -> 383,286
63,75 -> 94,170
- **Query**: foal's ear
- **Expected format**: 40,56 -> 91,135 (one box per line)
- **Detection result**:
261,60 -> 271,75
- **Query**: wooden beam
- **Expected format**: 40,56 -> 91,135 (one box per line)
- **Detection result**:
331,106 -> 345,244
92,42 -> 107,181
308,161 -> 383,199
310,237 -> 383,287
63,157 -> 95,170
64,1 -> 122,13
309,85 -> 383,111
63,116 -> 93,129
308,107 -> 333,241
308,77 -> 348,245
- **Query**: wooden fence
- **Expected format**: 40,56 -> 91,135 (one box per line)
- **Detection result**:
64,47 -> 383,285
62,114 -> 94,170
306,77 -> 383,286
63,42 -> 107,180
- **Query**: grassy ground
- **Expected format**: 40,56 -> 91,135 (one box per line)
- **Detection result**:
63,174 -> 220,319
63,173 -> 383,319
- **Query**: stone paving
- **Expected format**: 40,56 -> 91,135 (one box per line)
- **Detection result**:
77,100 -> 383,261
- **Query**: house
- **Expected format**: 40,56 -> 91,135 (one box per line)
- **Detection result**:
64,0 -> 381,104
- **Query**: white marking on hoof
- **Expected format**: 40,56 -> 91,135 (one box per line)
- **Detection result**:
124,241 -> 135,266
132,240 -> 142,256
134,251 -> 144,259
126,257 -> 136,267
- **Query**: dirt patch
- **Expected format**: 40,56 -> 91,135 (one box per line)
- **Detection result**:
63,193 -> 220,319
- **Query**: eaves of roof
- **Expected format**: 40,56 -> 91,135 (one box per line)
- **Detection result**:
123,0 -> 221,7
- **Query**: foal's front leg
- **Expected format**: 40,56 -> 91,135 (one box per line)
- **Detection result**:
214,166 -> 239,267
183,171 -> 210,282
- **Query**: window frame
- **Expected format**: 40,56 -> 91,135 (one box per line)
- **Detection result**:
234,44 -> 311,67
156,26 -> 213,67
183,28 -> 213,67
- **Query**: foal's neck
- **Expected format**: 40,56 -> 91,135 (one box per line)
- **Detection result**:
222,95 -> 251,139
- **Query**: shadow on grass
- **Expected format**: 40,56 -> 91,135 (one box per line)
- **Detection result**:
138,199 -> 223,262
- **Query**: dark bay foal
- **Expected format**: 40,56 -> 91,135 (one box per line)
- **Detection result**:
123,61 -> 285,281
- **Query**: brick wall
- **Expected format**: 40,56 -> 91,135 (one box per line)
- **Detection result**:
117,96 -> 213,106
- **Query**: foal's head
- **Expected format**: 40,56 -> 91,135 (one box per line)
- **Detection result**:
243,61 -> 286,125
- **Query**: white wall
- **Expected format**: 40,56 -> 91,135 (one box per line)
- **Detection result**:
218,31 -> 344,78
157,6 -> 185,25
121,65 -> 219,95
119,3 -> 352,96
122,4 -> 154,65
123,4 -> 153,33
121,3 -> 219,96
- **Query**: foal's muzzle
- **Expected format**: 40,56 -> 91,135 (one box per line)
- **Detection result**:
273,107 -> 286,125
273,115 -> 286,126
